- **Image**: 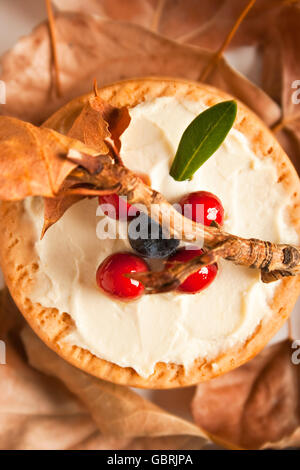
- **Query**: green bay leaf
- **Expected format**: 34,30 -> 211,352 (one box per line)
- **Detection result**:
170,100 -> 237,181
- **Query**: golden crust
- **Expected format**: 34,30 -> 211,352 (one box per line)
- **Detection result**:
1,77 -> 300,389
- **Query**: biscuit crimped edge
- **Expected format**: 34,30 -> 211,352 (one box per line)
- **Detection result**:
0,77 -> 299,389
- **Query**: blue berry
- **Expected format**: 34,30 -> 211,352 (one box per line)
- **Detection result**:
128,212 -> 179,259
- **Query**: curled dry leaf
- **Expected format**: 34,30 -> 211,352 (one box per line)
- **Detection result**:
21,325 -> 211,448
67,84 -> 131,154
42,84 -> 130,235
191,339 -> 300,450
41,173 -> 120,237
42,180 -> 85,238
67,94 -> 110,155
0,13 -> 280,126
0,116 -> 99,200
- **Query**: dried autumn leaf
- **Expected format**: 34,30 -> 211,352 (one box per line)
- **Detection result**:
53,0 -> 291,50
71,431 -> 208,450
41,172 -> 120,237
262,4 -> 300,173
0,288 -> 24,337
42,85 -> 130,235
0,13 -> 280,126
0,116 -> 99,200
53,0 -> 158,29
126,435 -> 209,450
21,325 -> 212,448
191,339 -> 300,449
107,106 -> 131,153
0,290 -> 174,451
2,289 -> 205,450
68,87 -> 131,153
67,96 -> 110,155
155,0 -> 290,50
42,181 -> 84,238
0,288 -> 108,450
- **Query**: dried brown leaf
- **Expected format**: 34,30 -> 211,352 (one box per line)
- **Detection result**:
53,0 -> 290,50
68,96 -> 110,154
276,123 -> 300,174
68,88 -> 131,153
42,86 -> 130,235
1,289 -> 204,450
42,174 -> 120,237
262,4 -> 300,116
159,0 -> 293,50
191,339 -> 300,450
21,325 -> 211,448
0,116 -> 98,200
42,181 -> 83,238
0,289 -> 105,450
53,0 -> 157,29
1,291 -> 189,450
0,288 -> 24,337
0,355 -> 97,450
42,105 -> 130,235
0,13 -> 280,126
262,4 -> 300,172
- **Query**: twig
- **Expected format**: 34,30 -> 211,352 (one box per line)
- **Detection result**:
132,239 -> 300,293
63,185 -> 120,197
128,240 -> 235,293
199,0 -> 256,82
45,0 -> 61,97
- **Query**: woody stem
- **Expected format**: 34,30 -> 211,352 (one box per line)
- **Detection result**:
68,156 -> 300,286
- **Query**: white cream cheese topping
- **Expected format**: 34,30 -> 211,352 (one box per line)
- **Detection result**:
25,96 -> 299,377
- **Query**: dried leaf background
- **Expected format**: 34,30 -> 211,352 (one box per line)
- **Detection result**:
0,6 -> 280,127
0,289 -> 212,450
0,0 -> 300,450
52,0 -> 297,51
191,339 -> 300,450
262,6 -> 300,170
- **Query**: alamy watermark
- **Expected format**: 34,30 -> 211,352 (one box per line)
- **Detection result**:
291,80 -> 300,104
291,339 -> 300,365
96,199 -> 206,245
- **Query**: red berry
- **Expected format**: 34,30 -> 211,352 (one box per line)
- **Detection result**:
98,193 -> 137,221
96,252 -> 149,301
179,191 -> 224,226
167,248 -> 218,294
